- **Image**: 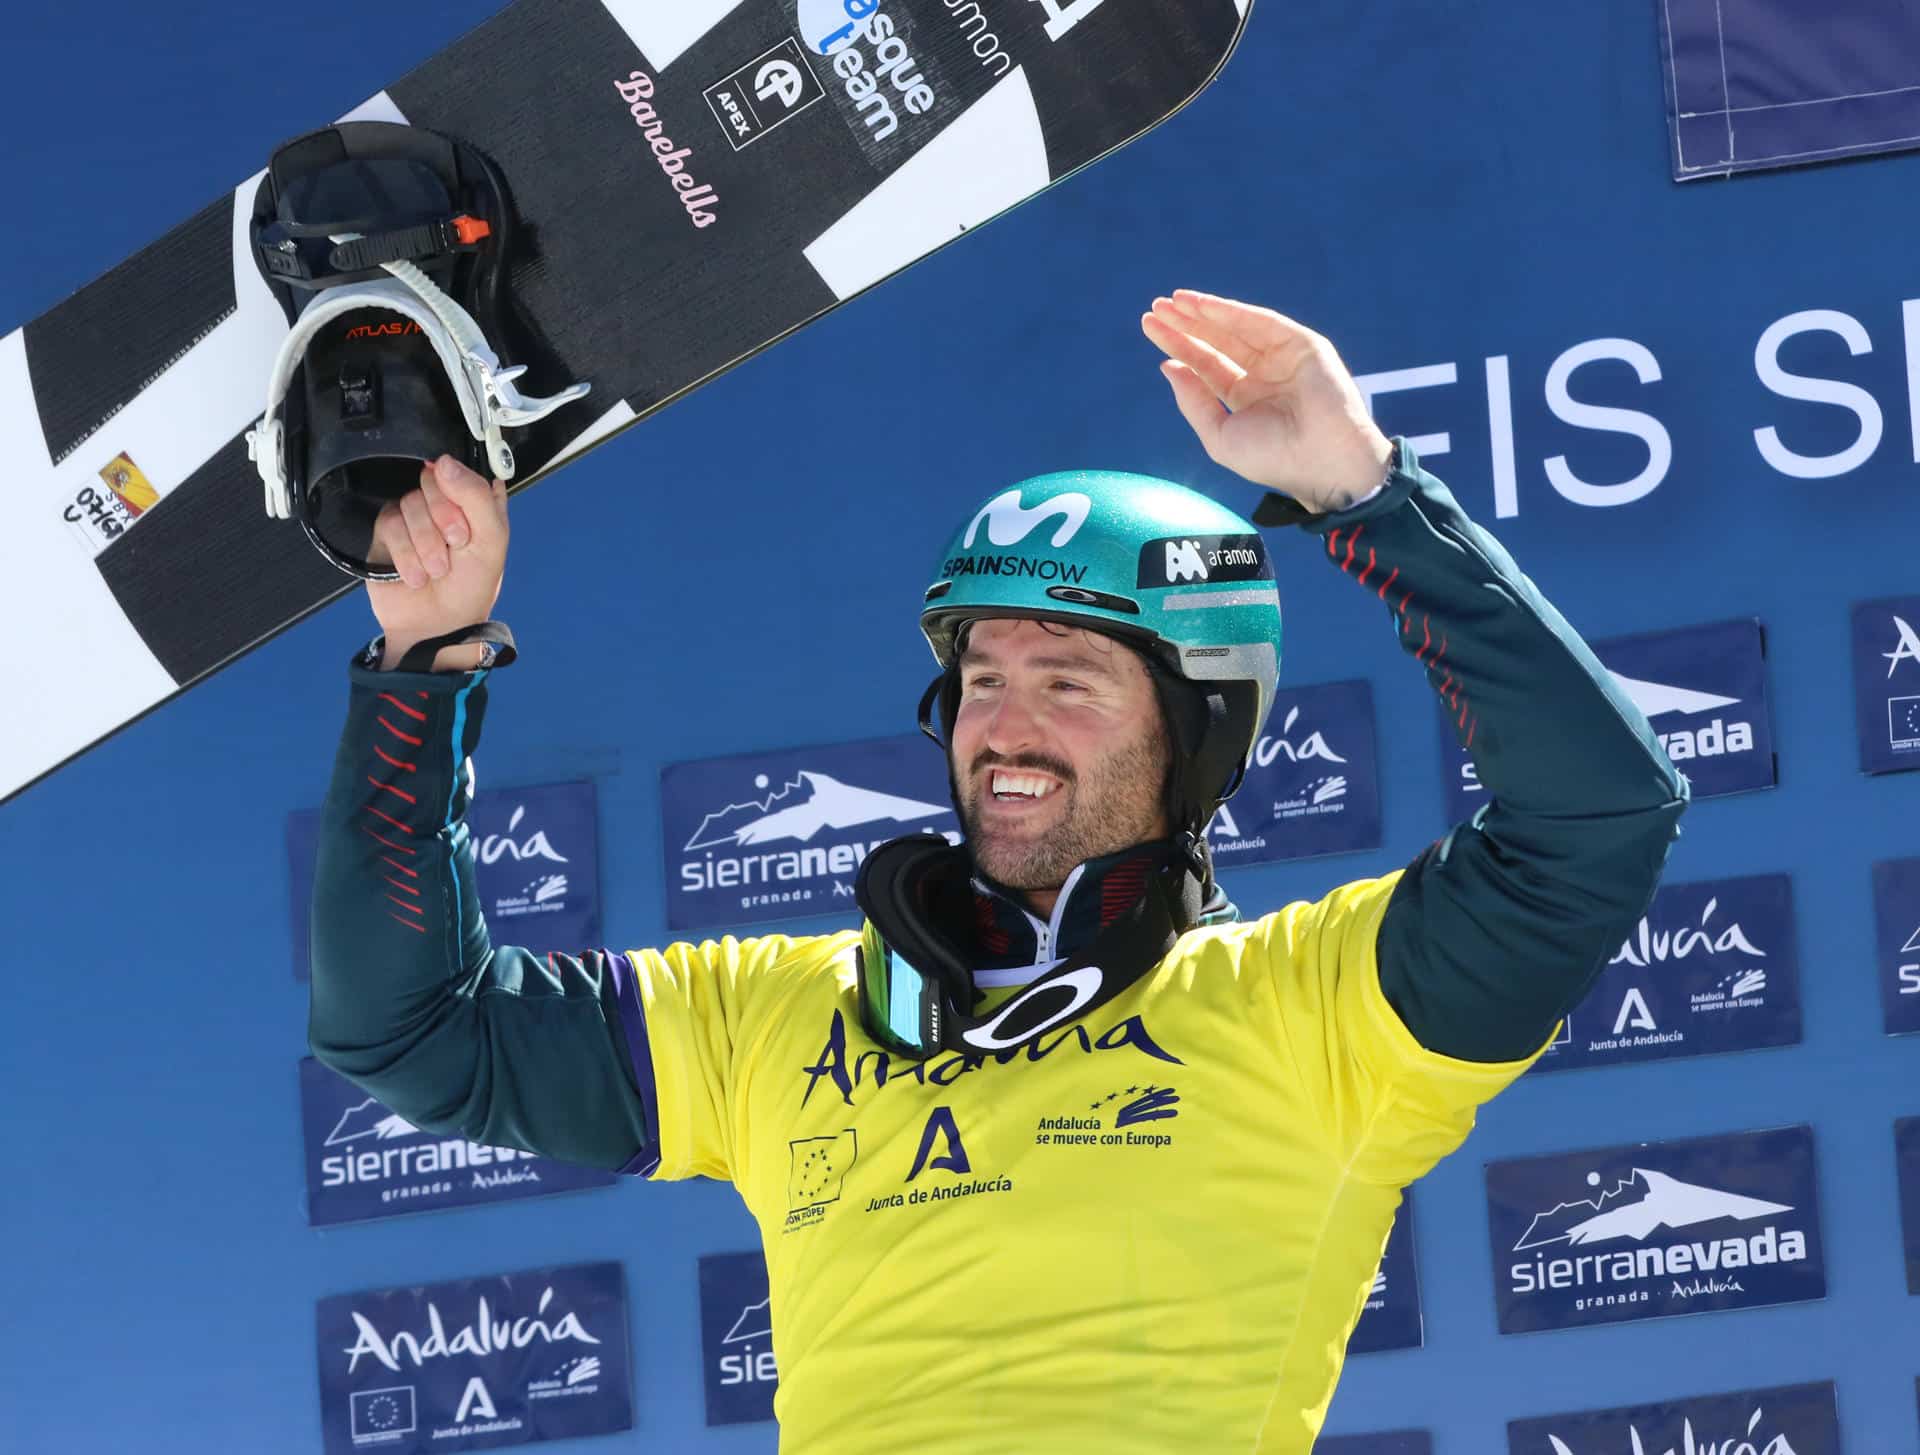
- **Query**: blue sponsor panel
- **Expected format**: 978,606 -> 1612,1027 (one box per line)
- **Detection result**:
1347,1188 -> 1422,1355
1531,874 -> 1800,1074
662,733 -> 957,932
298,1059 -> 617,1227
1313,1433 -> 1431,1455
1206,679 -> 1380,867
1876,857 -> 1920,1035
1897,1118 -> 1920,1295
1508,1380 -> 1839,1454
1485,1125 -> 1825,1335
1441,618 -> 1774,820
1661,0 -> 1920,178
698,1251 -> 777,1426
315,1261 -> 631,1455
288,780 -> 600,981
1855,596 -> 1920,773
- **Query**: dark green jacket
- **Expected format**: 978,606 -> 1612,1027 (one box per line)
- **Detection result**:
308,443 -> 1689,1172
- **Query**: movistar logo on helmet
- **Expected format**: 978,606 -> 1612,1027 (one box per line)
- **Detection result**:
1136,534 -> 1271,589
962,489 -> 1092,550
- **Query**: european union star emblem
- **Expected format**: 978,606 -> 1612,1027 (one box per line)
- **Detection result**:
788,1130 -> 857,1210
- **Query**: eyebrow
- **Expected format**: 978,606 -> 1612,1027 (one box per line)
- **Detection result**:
959,649 -> 1123,680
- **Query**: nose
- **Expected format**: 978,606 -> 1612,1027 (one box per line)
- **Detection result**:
982,683 -> 1043,759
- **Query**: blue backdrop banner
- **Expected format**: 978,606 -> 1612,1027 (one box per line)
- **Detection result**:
1897,1117 -> 1920,1296
1659,0 -> 1920,178
1854,596 -> 1920,773
1508,1380 -> 1839,1454
661,732 -> 957,932
1485,1125 -> 1825,1335
697,1251 -> 777,1426
1531,873 -> 1800,1074
1877,857 -> 1920,1035
298,1058 -> 617,1226
288,780 -> 600,981
314,1261 -> 631,1455
1313,1433 -> 1432,1455
1347,1188 -> 1422,1355
1206,679 -> 1381,867
1442,618 -> 1775,821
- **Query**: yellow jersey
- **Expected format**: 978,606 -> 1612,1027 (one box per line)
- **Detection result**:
632,871 -> 1544,1454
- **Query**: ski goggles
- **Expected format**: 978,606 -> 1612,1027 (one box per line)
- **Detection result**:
853,835 -> 1183,1060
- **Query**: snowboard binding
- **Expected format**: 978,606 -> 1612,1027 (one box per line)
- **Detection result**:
245,122 -> 589,579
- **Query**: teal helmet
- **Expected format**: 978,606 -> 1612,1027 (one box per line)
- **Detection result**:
918,469 -> 1283,841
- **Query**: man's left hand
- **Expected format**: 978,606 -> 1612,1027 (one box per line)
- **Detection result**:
1142,290 -> 1393,515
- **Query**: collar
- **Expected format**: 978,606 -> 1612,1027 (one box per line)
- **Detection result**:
965,841 -> 1236,987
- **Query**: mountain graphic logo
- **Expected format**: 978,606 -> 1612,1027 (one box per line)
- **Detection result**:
1515,1169 -> 1792,1251
684,772 -> 947,850
325,1097 -> 419,1146
724,1297 -> 772,1344
1608,671 -> 1741,719
1903,923 -> 1920,955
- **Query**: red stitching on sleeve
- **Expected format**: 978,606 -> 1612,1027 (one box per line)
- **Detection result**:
383,875 -> 421,897
361,827 -> 416,857
1416,616 -> 1433,663
365,804 -> 414,835
378,692 -> 429,723
1342,527 -> 1361,573
1326,529 -> 1342,559
1356,547 -> 1377,587
1465,715 -> 1477,748
385,893 -> 424,916
1377,566 -> 1399,601
367,776 -> 418,806
380,855 -> 419,879
378,716 -> 424,747
373,744 -> 416,773
389,913 -> 427,933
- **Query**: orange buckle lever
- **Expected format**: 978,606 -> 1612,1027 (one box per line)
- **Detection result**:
451,215 -> 492,245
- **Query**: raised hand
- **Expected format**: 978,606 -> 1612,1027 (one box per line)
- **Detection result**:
1142,290 -> 1393,515
364,455 -> 510,669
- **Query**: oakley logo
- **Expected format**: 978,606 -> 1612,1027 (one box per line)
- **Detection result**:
962,489 -> 1091,550
957,965 -> 1105,1051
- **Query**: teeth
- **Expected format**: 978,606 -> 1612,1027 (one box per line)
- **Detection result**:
992,772 -> 1055,799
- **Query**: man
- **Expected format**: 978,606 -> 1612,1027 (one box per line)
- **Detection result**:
309,290 -> 1688,1452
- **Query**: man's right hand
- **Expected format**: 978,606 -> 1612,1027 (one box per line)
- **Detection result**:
366,455 -> 510,671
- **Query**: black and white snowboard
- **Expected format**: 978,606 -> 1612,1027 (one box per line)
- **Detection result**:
0,0 -> 1248,802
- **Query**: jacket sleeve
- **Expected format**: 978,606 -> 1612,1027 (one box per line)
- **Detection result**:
306,649 -> 661,1174
1273,439 -> 1690,1062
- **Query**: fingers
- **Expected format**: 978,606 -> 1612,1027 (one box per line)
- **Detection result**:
1158,360 -> 1229,460
1141,309 -> 1247,406
1168,289 -> 1309,355
375,500 -> 428,588
416,467 -> 469,551
399,485 -> 450,580
428,454 -> 508,551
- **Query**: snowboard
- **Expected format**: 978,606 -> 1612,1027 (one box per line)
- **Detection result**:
0,0 -> 1249,803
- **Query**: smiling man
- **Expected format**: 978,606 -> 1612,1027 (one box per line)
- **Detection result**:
308,289 -> 1689,1452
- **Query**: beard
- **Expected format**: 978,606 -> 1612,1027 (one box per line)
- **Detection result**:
955,715 -> 1171,892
